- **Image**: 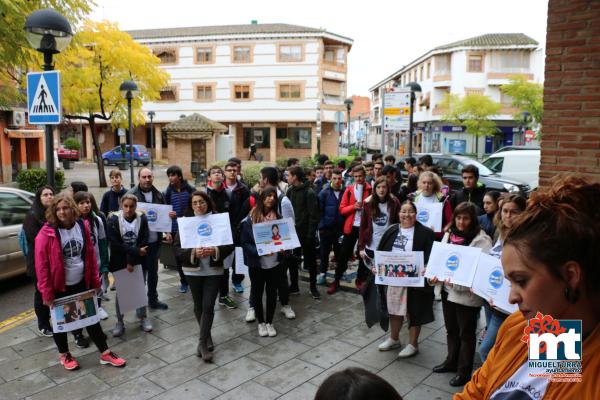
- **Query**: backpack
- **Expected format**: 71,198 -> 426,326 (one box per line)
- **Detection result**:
18,227 -> 29,256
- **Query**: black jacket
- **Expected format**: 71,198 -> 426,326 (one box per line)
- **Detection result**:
106,212 -> 149,272
450,183 -> 487,215
127,185 -> 165,205
22,203 -> 46,277
100,187 -> 127,216
225,181 -> 251,235
286,181 -> 319,242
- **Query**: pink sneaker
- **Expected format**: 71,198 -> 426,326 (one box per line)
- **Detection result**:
59,352 -> 80,371
100,351 -> 127,367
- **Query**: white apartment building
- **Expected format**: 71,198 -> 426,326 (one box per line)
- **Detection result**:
368,33 -> 544,155
83,22 -> 352,173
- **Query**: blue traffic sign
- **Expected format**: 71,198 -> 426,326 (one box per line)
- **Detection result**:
27,71 -> 61,124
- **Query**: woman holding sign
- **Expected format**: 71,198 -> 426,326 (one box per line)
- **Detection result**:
176,191 -> 234,362
375,200 -> 435,358
431,202 -> 491,387
35,193 -> 126,371
411,171 -> 452,240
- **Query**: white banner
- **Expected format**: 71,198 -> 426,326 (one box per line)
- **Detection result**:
252,217 -> 301,255
177,213 -> 233,249
416,202 -> 444,233
471,254 -> 518,315
51,290 -> 100,333
113,264 -> 148,314
137,203 -> 173,232
235,246 -> 249,275
424,242 -> 482,287
374,251 -> 425,287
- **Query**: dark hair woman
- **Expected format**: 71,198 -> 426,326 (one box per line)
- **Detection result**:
374,200 -> 435,358
478,190 -> 501,238
240,187 -> 284,338
35,193 -> 126,371
314,367 -> 402,400
431,202 -> 492,387
22,185 -> 55,336
175,191 -> 233,362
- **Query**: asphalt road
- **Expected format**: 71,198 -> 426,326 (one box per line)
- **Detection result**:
0,274 -> 35,322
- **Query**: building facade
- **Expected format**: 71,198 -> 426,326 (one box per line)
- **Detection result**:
79,23 -> 352,171
368,33 -> 544,156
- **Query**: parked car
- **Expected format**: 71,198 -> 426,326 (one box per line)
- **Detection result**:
482,149 -> 540,190
0,188 -> 34,281
102,145 -> 151,166
492,145 -> 540,154
57,145 -> 80,161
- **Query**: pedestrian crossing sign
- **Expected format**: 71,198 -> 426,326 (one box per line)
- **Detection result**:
27,71 -> 61,124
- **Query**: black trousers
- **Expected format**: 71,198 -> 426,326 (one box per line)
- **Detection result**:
296,236 -> 317,289
319,228 -> 341,274
334,226 -> 369,282
52,280 -> 108,354
187,275 -> 220,343
441,290 -> 480,376
175,253 -> 188,285
249,265 -> 280,324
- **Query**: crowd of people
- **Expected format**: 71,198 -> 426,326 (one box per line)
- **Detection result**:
21,152 -> 599,399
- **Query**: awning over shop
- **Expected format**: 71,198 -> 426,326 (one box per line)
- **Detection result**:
3,129 -> 44,139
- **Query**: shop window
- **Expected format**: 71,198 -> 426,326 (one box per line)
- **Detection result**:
276,128 -> 287,139
287,127 -> 311,149
243,127 -> 270,148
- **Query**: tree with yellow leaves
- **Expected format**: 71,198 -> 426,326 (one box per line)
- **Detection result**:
57,20 -> 169,187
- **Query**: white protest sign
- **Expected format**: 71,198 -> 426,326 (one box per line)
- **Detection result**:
471,254 -> 518,315
424,242 -> 482,287
416,202 -> 444,233
374,251 -> 425,287
235,247 -> 248,275
177,213 -> 233,249
113,264 -> 148,314
137,203 -> 173,232
252,217 -> 301,255
51,290 -> 99,333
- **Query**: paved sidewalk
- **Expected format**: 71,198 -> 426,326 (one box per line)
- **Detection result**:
0,265 -> 476,400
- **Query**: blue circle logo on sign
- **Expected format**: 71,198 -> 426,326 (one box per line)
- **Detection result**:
417,210 -> 429,223
488,269 -> 504,289
146,210 -> 158,222
197,223 -> 212,237
446,254 -> 460,271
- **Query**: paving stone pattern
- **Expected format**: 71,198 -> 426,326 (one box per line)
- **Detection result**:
0,266 -> 476,399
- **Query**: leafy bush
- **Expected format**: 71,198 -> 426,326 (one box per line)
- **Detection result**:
331,155 -> 354,167
241,163 -> 266,189
300,157 -> 316,169
283,139 -> 292,148
16,168 -> 65,193
275,158 -> 288,169
64,137 -> 81,151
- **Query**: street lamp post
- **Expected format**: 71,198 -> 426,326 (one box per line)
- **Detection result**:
148,111 -> 155,170
344,98 -> 353,155
120,80 -> 139,188
24,9 -> 73,188
405,82 -> 422,157
364,120 -> 370,157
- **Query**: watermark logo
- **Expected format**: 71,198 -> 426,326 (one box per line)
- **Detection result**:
146,210 -> 158,223
521,312 -> 582,382
417,210 -> 429,223
488,269 -> 504,290
197,223 -> 212,237
446,254 -> 460,271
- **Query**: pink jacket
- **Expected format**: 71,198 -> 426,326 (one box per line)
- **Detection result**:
35,219 -> 100,303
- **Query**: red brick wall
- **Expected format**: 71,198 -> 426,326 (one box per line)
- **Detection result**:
541,0 -> 600,186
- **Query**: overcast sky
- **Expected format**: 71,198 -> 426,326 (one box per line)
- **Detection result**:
88,0 -> 549,96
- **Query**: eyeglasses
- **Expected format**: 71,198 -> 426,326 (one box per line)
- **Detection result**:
192,200 -> 207,205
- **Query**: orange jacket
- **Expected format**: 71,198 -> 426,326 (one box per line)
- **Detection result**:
455,312 -> 600,400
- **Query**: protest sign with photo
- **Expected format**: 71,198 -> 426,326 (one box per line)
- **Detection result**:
51,290 -> 99,333
416,202 -> 444,232
177,213 -> 233,249
424,242 -> 482,287
252,217 -> 301,255
471,254 -> 518,315
137,203 -> 173,232
113,264 -> 148,314
374,251 -> 425,287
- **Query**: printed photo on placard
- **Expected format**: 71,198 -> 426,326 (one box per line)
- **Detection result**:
252,217 -> 301,255
51,290 -> 99,333
374,251 -> 425,287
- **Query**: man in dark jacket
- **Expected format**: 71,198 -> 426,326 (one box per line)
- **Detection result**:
100,169 -> 127,215
317,168 -> 344,286
127,167 -> 169,310
286,166 -> 320,299
450,164 -> 487,215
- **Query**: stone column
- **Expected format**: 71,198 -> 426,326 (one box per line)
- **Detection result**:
269,125 -> 276,162
155,125 -> 163,161
85,125 -> 93,160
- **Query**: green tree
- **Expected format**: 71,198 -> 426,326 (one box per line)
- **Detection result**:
440,93 -> 502,157
500,75 -> 543,137
0,0 -> 93,106
57,20 -> 169,187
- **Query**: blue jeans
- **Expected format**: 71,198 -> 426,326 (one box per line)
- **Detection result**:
479,307 -> 508,362
144,241 -> 161,304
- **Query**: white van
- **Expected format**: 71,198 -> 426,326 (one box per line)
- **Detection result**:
482,150 -> 540,190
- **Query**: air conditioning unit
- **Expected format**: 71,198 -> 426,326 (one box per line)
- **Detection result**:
10,111 -> 26,127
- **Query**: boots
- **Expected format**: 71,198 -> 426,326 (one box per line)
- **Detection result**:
198,310 -> 215,362
207,333 -> 214,352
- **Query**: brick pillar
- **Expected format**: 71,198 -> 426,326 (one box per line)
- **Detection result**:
541,0 -> 600,186
155,125 -> 163,161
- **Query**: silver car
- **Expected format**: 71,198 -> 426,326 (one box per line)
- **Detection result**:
0,187 -> 34,281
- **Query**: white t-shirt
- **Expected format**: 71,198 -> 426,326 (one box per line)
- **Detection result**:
141,191 -> 158,243
368,202 -> 390,250
490,362 -> 549,400
121,217 -> 139,246
416,194 -> 438,204
353,185 -> 364,227
225,181 -> 237,198
393,226 -> 415,252
59,223 -> 85,285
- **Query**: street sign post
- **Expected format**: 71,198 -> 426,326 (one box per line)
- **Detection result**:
27,71 -> 61,125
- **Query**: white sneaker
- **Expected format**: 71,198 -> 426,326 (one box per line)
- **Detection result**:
258,323 -> 268,337
266,324 -> 277,337
280,305 -> 296,319
378,337 -> 402,351
398,344 -> 418,358
97,307 -> 109,320
246,307 -> 256,323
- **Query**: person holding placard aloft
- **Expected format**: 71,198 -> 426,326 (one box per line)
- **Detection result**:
478,194 -> 526,362
240,187 -> 286,338
430,202 -> 491,387
374,200 -> 435,358
175,191 -> 234,362
410,171 -> 453,240
35,193 -> 126,371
